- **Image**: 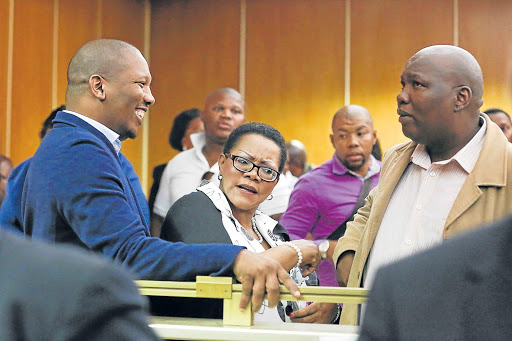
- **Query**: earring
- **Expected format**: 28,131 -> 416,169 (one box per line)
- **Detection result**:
266,193 -> 273,201
218,173 -> 222,180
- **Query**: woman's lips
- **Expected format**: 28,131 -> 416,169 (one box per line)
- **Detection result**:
237,184 -> 257,194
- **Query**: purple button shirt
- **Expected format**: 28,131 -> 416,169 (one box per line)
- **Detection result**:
280,153 -> 381,287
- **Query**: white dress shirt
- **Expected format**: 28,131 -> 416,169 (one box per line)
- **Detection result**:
153,132 -> 219,217
63,110 -> 121,154
364,117 -> 487,290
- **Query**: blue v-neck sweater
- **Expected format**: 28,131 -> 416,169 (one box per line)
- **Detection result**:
22,112 -> 242,280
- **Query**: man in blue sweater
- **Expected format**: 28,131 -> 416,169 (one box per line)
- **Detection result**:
21,39 -> 299,312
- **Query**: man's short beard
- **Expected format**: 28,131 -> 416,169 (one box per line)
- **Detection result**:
342,157 -> 366,172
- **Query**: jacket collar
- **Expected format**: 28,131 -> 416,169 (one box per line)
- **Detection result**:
383,114 -> 508,230
388,114 -> 507,187
53,111 -> 119,159
469,113 -> 508,187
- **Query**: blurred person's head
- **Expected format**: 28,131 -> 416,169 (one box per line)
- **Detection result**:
484,108 -> 512,143
286,140 -> 307,177
168,108 -> 204,151
0,155 -> 13,206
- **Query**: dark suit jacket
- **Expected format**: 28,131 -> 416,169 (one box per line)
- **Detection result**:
0,231 -> 157,341
360,215 -> 512,341
22,111 -> 243,281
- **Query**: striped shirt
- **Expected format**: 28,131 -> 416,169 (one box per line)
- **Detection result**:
363,117 -> 487,290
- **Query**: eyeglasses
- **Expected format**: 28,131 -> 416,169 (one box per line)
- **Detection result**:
225,153 -> 280,182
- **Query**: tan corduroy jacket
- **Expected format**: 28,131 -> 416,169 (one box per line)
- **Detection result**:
333,114 -> 512,325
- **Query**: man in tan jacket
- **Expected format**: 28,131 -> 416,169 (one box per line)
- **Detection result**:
334,45 -> 512,325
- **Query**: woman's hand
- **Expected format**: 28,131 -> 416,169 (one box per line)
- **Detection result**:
290,302 -> 339,324
262,240 -> 320,274
289,239 -> 320,276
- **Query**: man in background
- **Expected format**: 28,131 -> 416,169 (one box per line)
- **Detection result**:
152,88 -> 245,235
281,105 -> 380,288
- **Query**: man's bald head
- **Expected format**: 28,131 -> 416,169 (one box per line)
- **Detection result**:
201,87 -> 245,145
398,45 -> 485,161
408,45 -> 484,110
332,105 -> 374,132
204,88 -> 245,109
65,39 -> 141,105
286,140 -> 308,177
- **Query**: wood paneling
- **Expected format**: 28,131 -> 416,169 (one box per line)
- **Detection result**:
4,0 -> 512,190
0,0 -> 10,155
351,0 -> 454,153
57,0 -> 99,106
246,0 -> 345,166
149,0 -> 240,186
101,0 -> 147,176
10,0 -> 54,166
459,0 -> 512,113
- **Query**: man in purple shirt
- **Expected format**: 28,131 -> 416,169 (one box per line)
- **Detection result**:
281,105 -> 381,288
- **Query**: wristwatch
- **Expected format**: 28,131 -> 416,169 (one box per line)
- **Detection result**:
319,240 -> 330,260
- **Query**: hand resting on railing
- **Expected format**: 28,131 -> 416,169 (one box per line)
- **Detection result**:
233,250 -> 301,313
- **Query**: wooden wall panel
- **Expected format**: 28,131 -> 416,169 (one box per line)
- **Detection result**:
351,0 -> 454,153
149,0 -> 240,186
57,0 -> 99,106
4,0 -> 512,192
10,0 -> 54,166
0,0 -> 9,155
459,0 -> 512,113
101,0 -> 147,176
246,0 -> 346,166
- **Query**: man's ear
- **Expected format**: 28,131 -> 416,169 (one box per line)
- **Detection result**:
89,75 -> 106,100
330,133 -> 335,148
454,86 -> 472,112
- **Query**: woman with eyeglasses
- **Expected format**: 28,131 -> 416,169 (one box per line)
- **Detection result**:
160,122 -> 340,324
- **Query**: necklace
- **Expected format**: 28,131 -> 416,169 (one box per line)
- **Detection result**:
251,217 -> 263,243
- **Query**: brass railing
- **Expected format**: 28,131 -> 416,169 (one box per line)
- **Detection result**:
137,276 -> 367,341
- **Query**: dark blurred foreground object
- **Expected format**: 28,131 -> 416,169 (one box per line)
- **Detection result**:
360,214 -> 512,341
0,230 -> 158,341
